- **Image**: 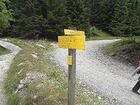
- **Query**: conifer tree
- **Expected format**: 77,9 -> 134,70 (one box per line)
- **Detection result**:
2,0 -> 140,38
66,0 -> 90,36
90,0 -> 113,31
125,0 -> 140,35
109,0 -> 129,36
0,0 -> 12,32
8,0 -> 67,39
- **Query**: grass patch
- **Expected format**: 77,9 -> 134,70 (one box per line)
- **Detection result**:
0,46 -> 9,55
5,38 -> 109,105
105,36 -> 139,53
135,35 -> 140,42
104,36 -> 140,65
87,27 -> 118,40
104,39 -> 133,53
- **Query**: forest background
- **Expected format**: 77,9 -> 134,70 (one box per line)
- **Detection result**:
0,0 -> 140,39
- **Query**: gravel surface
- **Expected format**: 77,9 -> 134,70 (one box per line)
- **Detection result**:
53,39 -> 140,105
0,40 -> 21,105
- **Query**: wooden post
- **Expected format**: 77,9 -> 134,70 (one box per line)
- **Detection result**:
68,27 -> 77,105
58,27 -> 85,105
68,49 -> 76,105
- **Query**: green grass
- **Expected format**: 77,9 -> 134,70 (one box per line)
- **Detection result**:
99,32 -> 140,51
0,46 -> 9,55
87,27 -> 119,40
135,35 -> 140,42
104,35 -> 140,56
104,37 -> 137,53
104,36 -> 140,66
5,38 -> 109,105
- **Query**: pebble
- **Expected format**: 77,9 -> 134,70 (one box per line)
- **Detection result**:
17,62 -> 24,67
98,96 -> 102,100
33,95 -> 37,99
36,44 -> 45,49
16,71 -> 47,93
31,54 -> 38,59
18,69 -> 23,75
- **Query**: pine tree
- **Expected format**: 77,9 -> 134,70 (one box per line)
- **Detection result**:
90,0 -> 113,31
3,0 -> 140,38
45,0 -> 68,38
125,0 -> 140,35
0,0 -> 12,32
66,0 -> 90,36
109,0 -> 129,36
135,0 -> 140,35
7,0 -> 67,39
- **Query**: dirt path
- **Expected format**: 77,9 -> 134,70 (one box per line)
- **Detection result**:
53,40 -> 140,105
0,39 -> 21,105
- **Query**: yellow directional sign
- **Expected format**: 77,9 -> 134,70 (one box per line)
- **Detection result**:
64,29 -> 85,36
68,56 -> 72,65
58,35 -> 85,50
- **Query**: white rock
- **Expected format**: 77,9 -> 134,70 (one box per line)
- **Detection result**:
36,84 -> 43,88
15,90 -> 18,94
33,95 -> 37,99
17,62 -> 24,67
50,43 -> 56,47
20,80 -> 25,84
31,54 -> 38,59
98,96 -> 102,100
36,44 -> 45,48
17,84 -> 24,90
18,69 -> 23,75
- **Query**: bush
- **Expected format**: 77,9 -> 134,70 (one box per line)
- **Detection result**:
89,27 -> 102,36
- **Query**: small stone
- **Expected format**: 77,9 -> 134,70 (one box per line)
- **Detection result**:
17,63 -> 24,67
36,44 -> 45,48
56,64 -> 59,67
98,96 -> 102,100
83,92 -> 87,94
50,43 -> 56,47
18,69 -> 23,75
31,54 -> 38,59
33,95 -> 37,99
24,78 -> 32,85
36,84 -> 43,88
15,90 -> 18,94
17,84 -> 24,90
20,80 -> 25,84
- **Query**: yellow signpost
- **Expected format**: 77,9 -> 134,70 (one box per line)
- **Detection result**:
64,29 -> 85,36
58,35 -> 85,50
68,56 -> 72,65
58,29 -> 85,105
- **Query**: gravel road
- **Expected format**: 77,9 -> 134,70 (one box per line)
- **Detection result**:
53,40 -> 140,105
0,39 -> 21,105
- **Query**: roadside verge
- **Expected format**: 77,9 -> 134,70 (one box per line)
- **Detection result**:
4,38 -> 108,105
0,39 -> 21,105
